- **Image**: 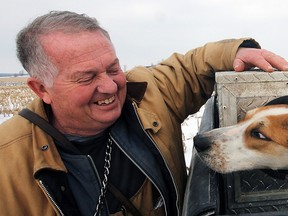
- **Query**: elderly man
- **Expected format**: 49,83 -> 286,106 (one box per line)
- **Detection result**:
1,10 -> 288,216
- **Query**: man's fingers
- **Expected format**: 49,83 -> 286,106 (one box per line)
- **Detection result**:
233,58 -> 255,72
250,54 -> 274,72
234,48 -> 288,72
261,49 -> 288,71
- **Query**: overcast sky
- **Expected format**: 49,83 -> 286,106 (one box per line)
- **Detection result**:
1,0 -> 288,73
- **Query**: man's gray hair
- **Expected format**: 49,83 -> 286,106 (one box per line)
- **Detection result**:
16,11 -> 110,87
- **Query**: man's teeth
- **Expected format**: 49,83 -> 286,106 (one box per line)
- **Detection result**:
97,96 -> 115,105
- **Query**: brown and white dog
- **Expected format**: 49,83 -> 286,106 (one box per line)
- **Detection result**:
194,98 -> 288,174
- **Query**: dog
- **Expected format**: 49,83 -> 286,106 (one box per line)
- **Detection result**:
194,97 -> 288,174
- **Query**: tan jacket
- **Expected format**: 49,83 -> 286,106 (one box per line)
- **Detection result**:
0,38 -> 259,215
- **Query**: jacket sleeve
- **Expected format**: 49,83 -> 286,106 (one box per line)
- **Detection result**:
126,38 -> 260,123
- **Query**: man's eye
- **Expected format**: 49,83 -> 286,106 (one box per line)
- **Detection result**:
251,130 -> 271,141
108,69 -> 120,75
78,76 -> 94,84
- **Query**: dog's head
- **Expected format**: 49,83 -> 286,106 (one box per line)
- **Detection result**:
194,96 -> 288,173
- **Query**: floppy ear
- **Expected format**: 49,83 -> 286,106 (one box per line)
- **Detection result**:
27,77 -> 52,104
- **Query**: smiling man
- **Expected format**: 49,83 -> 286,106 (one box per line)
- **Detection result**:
28,31 -> 127,136
1,11 -> 288,216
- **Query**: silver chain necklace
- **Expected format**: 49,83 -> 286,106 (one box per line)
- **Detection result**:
94,137 -> 113,216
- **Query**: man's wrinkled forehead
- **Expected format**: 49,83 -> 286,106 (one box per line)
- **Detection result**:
41,30 -> 116,65
70,45 -> 115,67
74,36 -> 114,60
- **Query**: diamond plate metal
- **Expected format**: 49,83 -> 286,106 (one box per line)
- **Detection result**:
216,71 -> 288,127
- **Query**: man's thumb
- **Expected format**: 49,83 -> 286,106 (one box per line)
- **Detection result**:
233,59 -> 245,72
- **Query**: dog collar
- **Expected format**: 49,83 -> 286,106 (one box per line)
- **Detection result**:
264,95 -> 288,106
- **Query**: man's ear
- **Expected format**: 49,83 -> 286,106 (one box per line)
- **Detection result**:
27,77 -> 52,104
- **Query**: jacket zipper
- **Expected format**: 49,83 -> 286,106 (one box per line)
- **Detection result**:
130,101 -> 180,216
87,154 -> 109,216
38,180 -> 64,216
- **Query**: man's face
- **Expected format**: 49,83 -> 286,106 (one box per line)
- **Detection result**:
40,31 -> 127,136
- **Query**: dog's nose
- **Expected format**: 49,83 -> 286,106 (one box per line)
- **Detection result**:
193,133 -> 211,152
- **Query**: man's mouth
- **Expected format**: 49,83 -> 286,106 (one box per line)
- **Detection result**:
96,96 -> 115,105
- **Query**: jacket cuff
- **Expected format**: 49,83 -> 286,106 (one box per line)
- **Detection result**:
239,39 -> 261,49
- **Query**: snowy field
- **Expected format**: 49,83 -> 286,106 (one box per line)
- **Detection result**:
0,114 -> 13,123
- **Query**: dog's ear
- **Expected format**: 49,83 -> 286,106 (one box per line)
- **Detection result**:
265,96 -> 288,106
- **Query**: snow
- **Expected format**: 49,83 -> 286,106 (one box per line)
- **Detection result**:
182,107 -> 204,168
0,114 -> 13,124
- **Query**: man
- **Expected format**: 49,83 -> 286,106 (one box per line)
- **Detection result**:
1,10 -> 288,216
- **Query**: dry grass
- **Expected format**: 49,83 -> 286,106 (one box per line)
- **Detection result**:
0,77 -> 36,115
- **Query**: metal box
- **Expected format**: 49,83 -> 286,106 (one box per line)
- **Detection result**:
214,70 -> 288,215
215,71 -> 288,127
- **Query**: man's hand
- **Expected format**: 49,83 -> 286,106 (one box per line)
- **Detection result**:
233,48 -> 288,72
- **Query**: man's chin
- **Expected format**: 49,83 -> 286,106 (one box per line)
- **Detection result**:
98,112 -> 121,126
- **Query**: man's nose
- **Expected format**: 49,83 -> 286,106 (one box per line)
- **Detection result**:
96,74 -> 117,93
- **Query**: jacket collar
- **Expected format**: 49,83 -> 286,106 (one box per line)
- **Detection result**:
27,81 -> 147,175
126,82 -> 147,103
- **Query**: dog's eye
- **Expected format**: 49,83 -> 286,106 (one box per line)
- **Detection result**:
251,130 -> 271,141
